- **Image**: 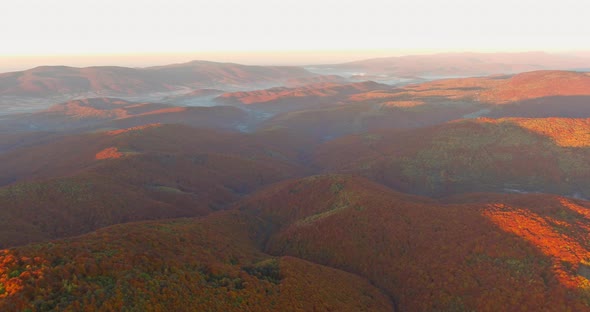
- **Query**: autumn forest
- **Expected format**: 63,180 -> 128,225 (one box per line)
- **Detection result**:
1,52 -> 590,311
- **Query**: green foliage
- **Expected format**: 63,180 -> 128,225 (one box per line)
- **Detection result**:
330,182 -> 345,194
51,257 -> 67,266
92,249 -> 119,259
8,268 -> 24,278
561,261 -> 575,274
377,120 -> 590,196
138,272 -> 152,281
242,259 -> 282,284
87,275 -> 116,290
62,279 -> 77,294
199,267 -> 245,290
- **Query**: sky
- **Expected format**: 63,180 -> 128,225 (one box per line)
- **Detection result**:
1,0 -> 589,71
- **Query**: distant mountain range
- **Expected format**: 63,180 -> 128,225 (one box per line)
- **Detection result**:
315,51 -> 590,77
1,51 -> 588,98
3,70 -> 590,137
0,61 -> 313,97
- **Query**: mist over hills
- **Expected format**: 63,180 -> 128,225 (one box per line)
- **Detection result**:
1,51 -> 589,115
2,52 -> 590,310
0,61 -> 314,115
0,61 -> 313,96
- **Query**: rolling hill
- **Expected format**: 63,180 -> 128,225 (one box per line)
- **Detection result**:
212,70 -> 590,141
0,61 -> 314,97
0,98 -> 249,133
216,81 -> 388,112
3,175 -> 590,311
0,208 -> 393,311
2,62 -> 590,311
240,175 -> 590,311
0,124 -> 314,247
345,70 -> 590,111
314,117 -> 590,197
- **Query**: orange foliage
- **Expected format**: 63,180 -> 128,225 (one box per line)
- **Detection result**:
4,174 -> 590,310
483,203 -> 590,288
512,118 -> 590,147
397,76 -> 501,101
381,100 -> 425,107
136,107 -> 186,116
363,70 -> 590,107
49,102 -> 128,119
242,175 -> 589,311
471,117 -> 590,147
560,198 -> 590,220
481,71 -> 590,104
314,116 -> 590,198
0,214 -> 393,311
106,123 -> 162,136
0,250 -> 46,309
95,147 -> 123,160
218,81 -> 386,105
347,91 -> 399,102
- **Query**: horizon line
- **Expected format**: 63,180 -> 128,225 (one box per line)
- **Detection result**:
3,48 -> 590,57
1,49 -> 589,74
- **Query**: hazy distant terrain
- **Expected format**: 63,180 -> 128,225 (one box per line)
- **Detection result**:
312,51 -> 590,77
0,61 -> 315,114
2,52 -> 589,116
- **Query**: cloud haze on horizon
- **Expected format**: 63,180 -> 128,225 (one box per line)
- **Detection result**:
0,0 -> 589,71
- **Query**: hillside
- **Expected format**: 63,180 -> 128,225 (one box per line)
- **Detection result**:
256,99 -> 482,141
346,70 -> 590,111
0,98 -> 249,133
479,71 -> 590,104
241,175 -> 590,311
246,71 -> 590,140
0,122 -> 314,185
2,64 -> 590,311
235,78 -> 486,139
0,124 -> 313,247
4,70 -> 588,136
0,148 -> 302,248
0,209 -> 393,311
4,175 -> 590,310
0,131 -> 59,154
215,81 -> 389,113
314,117 -> 590,197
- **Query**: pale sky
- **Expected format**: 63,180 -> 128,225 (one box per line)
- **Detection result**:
1,0 -> 589,70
